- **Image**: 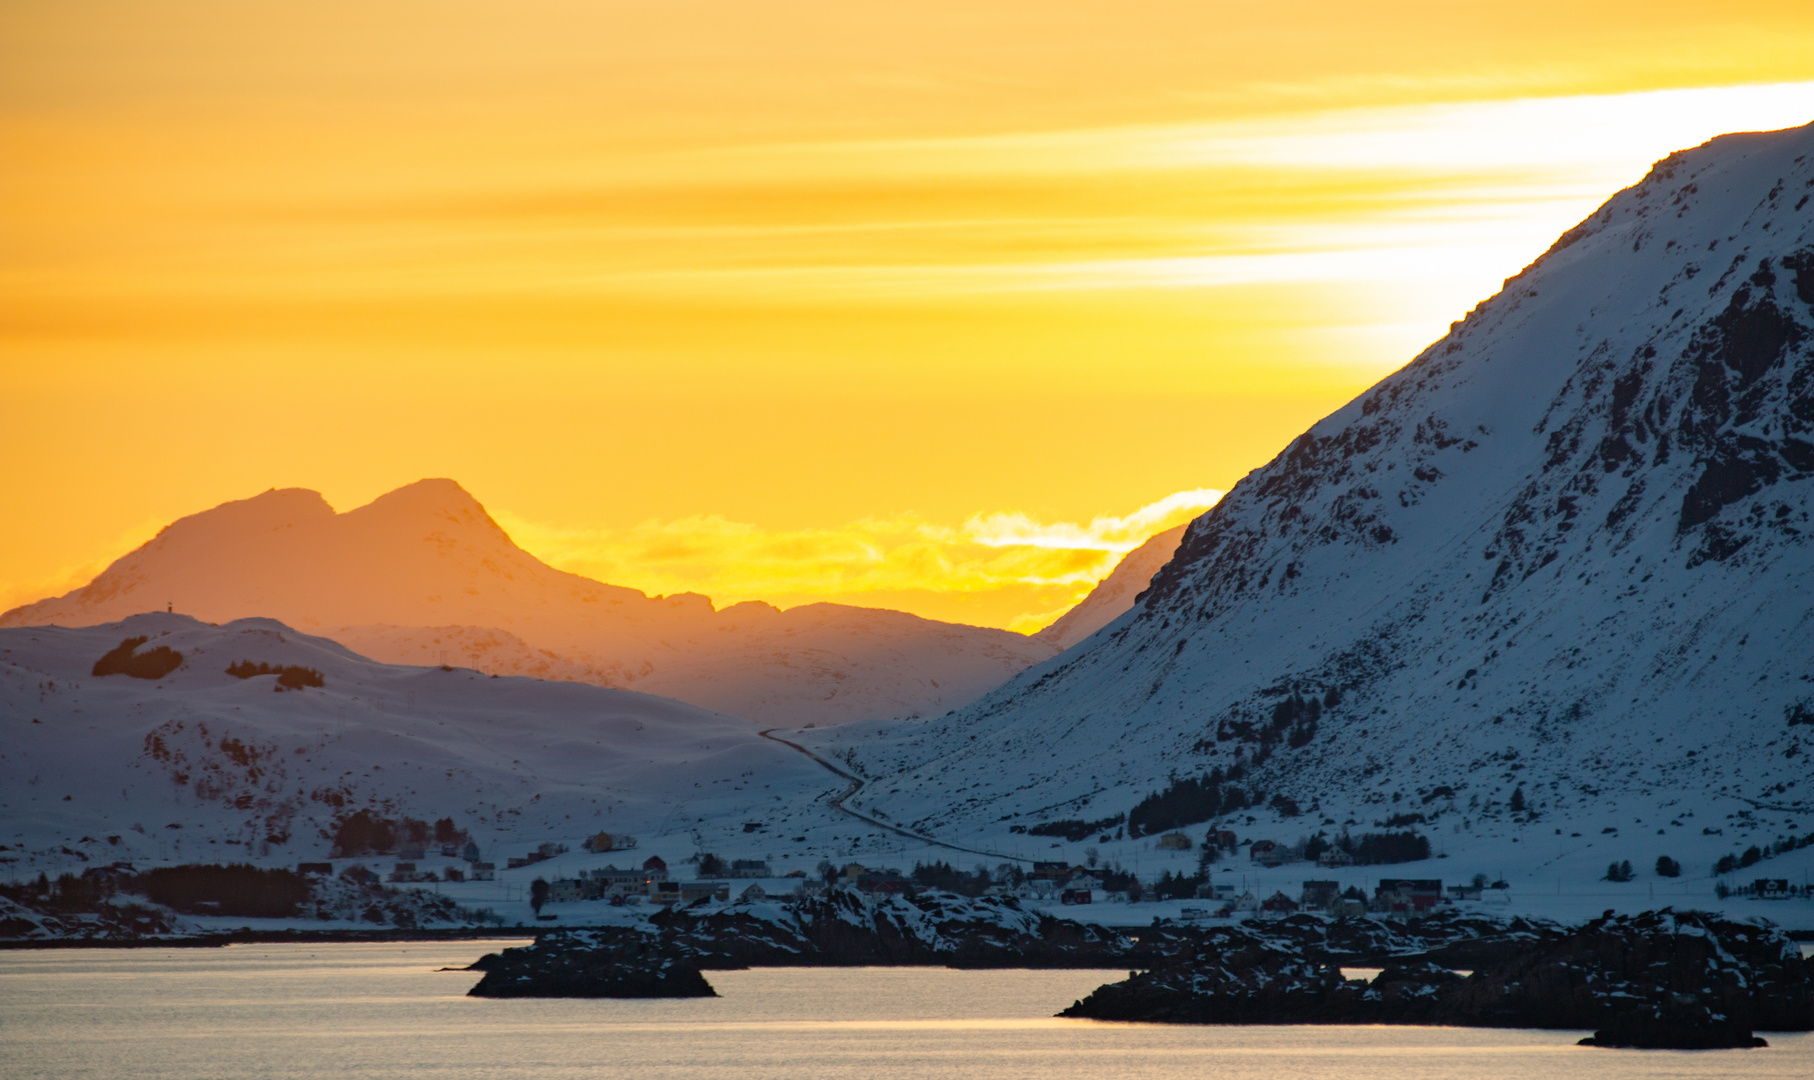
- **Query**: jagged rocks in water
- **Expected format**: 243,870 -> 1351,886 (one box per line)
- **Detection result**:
1579,1010 -> 1766,1050
1352,960 -> 1467,1023
461,889 -> 1142,1000
467,932 -> 716,998
1064,909 -> 1812,1049
650,887 -> 1134,969
1062,940 -> 1346,1024
1061,953 -> 1467,1026
452,890 -> 1574,1002
1442,909 -> 1807,1048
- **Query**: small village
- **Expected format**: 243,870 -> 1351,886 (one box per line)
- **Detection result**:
287,819 -> 1539,925
273,808 -> 1814,931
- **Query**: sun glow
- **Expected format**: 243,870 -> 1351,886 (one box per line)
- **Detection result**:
494,488 -> 1220,634
2,2 -> 1809,628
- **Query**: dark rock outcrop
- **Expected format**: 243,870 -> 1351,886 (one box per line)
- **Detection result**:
468,930 -> 716,998
1441,909 -> 1807,1048
647,887 -> 1127,968
1063,909 -> 1812,1050
1061,939 -> 1346,1024
466,889 -> 1145,998
456,888 -> 1554,1000
1060,952 -> 1468,1026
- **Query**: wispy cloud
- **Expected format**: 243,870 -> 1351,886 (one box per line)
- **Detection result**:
966,488 -> 1220,551
493,488 -> 1219,632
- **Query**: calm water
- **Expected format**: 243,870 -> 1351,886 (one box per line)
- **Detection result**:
2,941 -> 1810,1080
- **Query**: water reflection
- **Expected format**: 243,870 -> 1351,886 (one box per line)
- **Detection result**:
1,942 -> 1808,1080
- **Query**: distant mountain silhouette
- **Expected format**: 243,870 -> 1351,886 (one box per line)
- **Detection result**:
1,479 -> 1058,724
1035,524 -> 1186,650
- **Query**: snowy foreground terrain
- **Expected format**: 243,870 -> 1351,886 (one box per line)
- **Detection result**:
0,616 -> 863,882
5,123 -> 1814,935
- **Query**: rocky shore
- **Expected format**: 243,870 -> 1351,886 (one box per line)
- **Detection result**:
466,931 -> 716,998
464,888 -> 1547,998
465,893 -> 1812,1049
1062,909 -> 1814,1049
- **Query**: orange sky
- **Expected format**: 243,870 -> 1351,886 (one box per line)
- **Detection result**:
3,2 -> 1812,630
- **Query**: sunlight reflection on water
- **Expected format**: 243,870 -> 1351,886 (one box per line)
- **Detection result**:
1,942 -> 1808,1080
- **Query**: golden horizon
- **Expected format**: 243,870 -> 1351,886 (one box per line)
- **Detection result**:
3,2 -> 1810,629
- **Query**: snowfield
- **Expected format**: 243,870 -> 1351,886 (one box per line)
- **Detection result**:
0,615 -> 863,884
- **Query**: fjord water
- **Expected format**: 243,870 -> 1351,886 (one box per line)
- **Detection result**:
3,943 -> 1810,1080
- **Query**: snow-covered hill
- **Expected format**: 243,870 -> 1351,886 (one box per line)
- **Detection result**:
0,481 -> 1057,725
807,122 -> 1814,904
1035,524 -> 1187,650
0,614 -> 853,878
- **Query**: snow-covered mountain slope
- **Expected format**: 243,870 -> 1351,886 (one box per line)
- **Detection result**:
808,122 -> 1814,890
1035,525 -> 1187,650
0,481 -> 1057,725
0,614 -> 852,876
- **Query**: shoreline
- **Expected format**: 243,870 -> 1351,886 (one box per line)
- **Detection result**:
6,919 -> 1812,951
0,927 -> 543,951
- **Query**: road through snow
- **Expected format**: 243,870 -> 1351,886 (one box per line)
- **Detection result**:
758,729 -> 1025,865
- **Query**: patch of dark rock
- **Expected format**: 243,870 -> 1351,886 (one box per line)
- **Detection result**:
1679,442 -> 1782,532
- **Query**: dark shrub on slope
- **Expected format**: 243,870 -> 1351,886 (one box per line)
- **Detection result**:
1025,815 -> 1125,842
134,864 -> 311,918
1128,768 -> 1250,836
225,659 -> 324,689
1344,831 -> 1431,865
331,810 -> 397,857
92,637 -> 183,680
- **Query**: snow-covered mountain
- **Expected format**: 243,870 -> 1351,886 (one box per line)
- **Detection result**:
1035,524 -> 1187,650
0,481 -> 1057,725
808,122 -> 1814,894
0,614 -> 851,875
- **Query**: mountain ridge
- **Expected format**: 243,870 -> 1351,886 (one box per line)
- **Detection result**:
1,479 -> 1059,725
811,121 -> 1814,889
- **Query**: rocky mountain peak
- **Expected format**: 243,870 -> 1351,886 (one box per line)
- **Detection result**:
819,121 -> 1814,868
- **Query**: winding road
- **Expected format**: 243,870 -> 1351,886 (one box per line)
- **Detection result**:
759,728 -> 1027,865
